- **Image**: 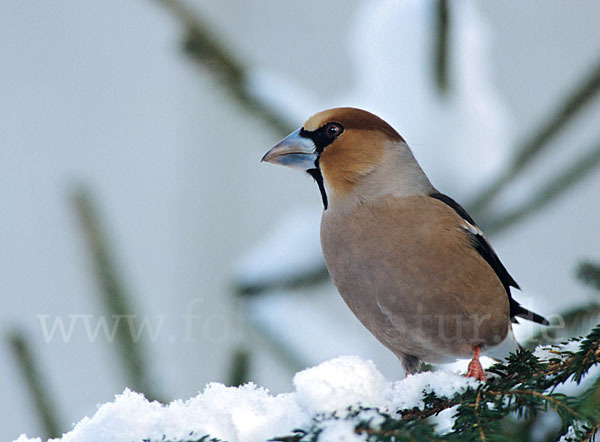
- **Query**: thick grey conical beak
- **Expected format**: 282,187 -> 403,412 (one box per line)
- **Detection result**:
261,128 -> 317,171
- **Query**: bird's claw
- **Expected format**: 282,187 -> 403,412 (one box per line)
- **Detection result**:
466,346 -> 487,381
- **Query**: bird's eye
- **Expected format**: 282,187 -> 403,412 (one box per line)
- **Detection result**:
324,123 -> 343,138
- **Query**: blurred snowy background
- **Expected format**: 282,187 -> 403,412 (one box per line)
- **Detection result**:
2,0 -> 600,440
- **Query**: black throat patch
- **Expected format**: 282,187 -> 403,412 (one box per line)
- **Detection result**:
307,167 -> 328,210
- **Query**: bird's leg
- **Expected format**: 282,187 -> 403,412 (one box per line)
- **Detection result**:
466,346 -> 487,381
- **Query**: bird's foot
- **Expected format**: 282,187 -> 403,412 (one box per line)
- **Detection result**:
466,346 -> 487,382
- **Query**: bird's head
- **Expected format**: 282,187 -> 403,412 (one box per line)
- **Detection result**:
262,107 -> 430,209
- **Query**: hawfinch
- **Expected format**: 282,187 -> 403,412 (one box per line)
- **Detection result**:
262,107 -> 547,380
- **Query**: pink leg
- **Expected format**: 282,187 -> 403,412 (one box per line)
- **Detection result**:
466,346 -> 487,381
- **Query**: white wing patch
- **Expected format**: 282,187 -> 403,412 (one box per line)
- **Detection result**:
461,221 -> 484,236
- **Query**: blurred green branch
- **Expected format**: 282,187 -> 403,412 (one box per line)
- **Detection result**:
227,347 -> 250,387
483,138 -> 600,234
526,260 -> 600,349
8,330 -> 62,440
235,267 -> 330,298
434,0 -> 450,94
578,261 -> 600,292
150,0 -> 293,136
470,58 -> 600,216
525,302 -> 600,349
72,186 -> 163,402
251,321 -> 306,374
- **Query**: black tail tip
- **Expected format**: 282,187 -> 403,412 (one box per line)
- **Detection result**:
538,317 -> 550,326
516,309 -> 550,326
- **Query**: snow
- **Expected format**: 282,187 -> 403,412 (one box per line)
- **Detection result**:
17,385 -> 306,442
16,356 -> 478,442
385,371 -> 479,412
318,420 -> 364,442
533,339 -> 581,362
293,356 -> 387,415
559,426 -> 577,442
431,405 -> 460,435
14,437 -> 40,442
558,423 -> 585,442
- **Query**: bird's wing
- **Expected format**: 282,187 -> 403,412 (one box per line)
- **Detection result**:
353,194 -> 510,320
429,192 -> 548,325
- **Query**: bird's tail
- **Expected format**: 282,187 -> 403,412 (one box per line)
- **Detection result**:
512,302 -> 549,326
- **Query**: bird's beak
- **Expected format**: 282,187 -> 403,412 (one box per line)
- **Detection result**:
261,128 -> 317,171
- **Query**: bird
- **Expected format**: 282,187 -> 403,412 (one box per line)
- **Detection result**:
262,107 -> 548,381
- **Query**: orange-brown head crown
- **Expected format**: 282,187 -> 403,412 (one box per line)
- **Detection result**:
303,107 -> 404,143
